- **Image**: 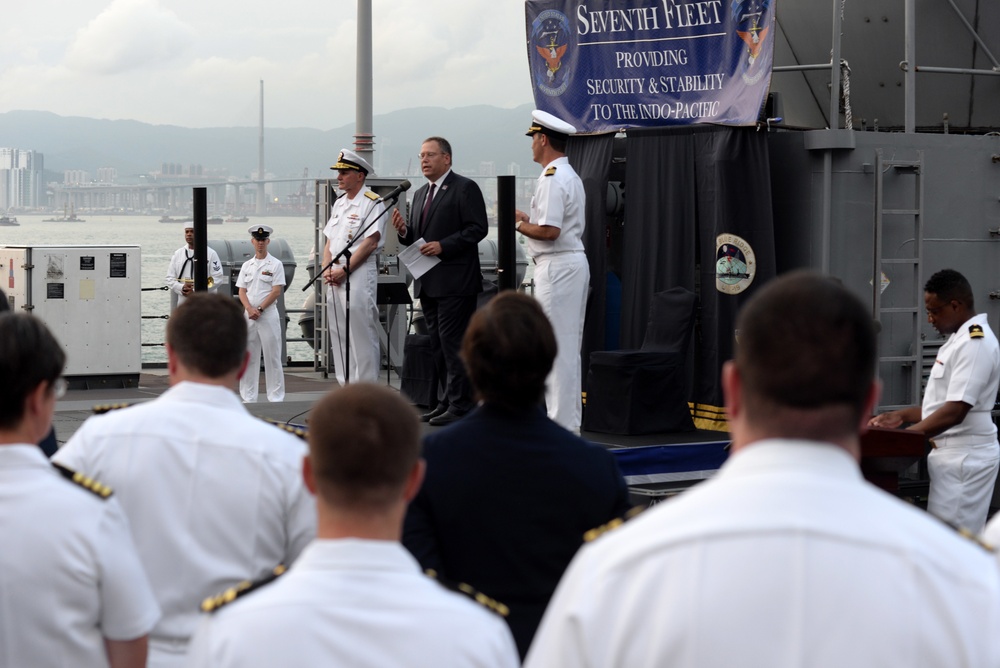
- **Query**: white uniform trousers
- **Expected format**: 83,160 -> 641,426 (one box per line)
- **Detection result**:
240,308 -> 285,402
928,440 -> 1000,533
534,252 -> 589,434
326,260 -> 380,385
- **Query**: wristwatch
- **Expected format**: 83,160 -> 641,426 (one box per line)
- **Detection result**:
515,220 -> 524,232
257,304 -> 265,312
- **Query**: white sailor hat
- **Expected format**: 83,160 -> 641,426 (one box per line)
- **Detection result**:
525,109 -> 577,140
248,224 -> 273,240
331,149 -> 375,176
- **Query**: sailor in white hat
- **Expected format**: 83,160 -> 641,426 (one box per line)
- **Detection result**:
236,224 -> 286,402
515,110 -> 589,434
322,148 -> 387,385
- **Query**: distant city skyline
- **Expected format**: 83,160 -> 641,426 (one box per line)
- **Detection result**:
1,0 -> 535,130
0,102 -> 543,193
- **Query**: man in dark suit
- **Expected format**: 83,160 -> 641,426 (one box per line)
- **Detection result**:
402,292 -> 631,659
391,136 -> 488,426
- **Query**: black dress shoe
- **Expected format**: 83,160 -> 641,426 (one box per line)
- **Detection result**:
428,410 -> 465,427
421,406 -> 448,422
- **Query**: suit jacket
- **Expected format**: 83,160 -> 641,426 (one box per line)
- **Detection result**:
399,171 -> 488,298
402,403 -> 631,659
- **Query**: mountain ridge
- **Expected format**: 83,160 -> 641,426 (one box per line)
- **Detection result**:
0,104 -> 539,181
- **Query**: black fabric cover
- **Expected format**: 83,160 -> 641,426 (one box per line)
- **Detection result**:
584,287 -> 697,435
566,134 -> 616,367
585,351 -> 694,435
400,334 -> 438,408
642,287 -> 697,352
619,126 -> 775,417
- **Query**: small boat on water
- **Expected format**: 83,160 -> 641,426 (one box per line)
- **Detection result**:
43,204 -> 86,222
0,215 -> 19,226
225,215 -> 249,223
160,216 -> 222,224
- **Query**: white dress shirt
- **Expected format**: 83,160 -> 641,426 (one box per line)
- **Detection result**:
186,538 -> 520,668
53,382 -> 316,665
526,439 -> 1000,668
0,444 -> 160,667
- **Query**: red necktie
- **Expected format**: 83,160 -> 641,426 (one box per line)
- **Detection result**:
419,183 -> 436,235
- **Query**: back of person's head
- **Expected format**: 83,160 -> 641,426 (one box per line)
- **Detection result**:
307,383 -> 420,511
0,313 -> 66,429
461,291 -> 557,411
925,269 -> 974,310
734,271 -> 876,439
167,293 -> 247,378
0,288 -> 8,312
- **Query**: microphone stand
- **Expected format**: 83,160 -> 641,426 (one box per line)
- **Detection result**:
301,195 -> 402,384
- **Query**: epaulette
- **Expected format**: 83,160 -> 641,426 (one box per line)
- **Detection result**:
364,190 -> 380,201
260,417 -> 308,440
583,505 -> 644,543
425,569 -> 510,617
933,515 -> 995,553
200,565 -> 286,613
92,403 -> 132,415
969,324 -> 985,339
544,166 -> 557,177
52,463 -> 113,499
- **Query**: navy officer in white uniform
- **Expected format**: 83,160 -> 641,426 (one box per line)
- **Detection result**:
54,294 -> 315,668
527,272 -> 1000,668
236,224 -> 286,402
515,110 -> 588,434
185,383 -> 520,668
165,223 -> 224,310
322,149 -> 386,385
871,268 -> 1000,533
1,312 -> 160,668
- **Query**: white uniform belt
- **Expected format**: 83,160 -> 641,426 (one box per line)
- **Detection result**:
531,249 -> 585,264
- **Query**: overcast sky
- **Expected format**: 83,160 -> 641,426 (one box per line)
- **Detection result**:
0,0 -> 535,130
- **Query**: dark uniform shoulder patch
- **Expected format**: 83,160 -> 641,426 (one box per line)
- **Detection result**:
261,417 -> 308,440
583,505 -> 644,543
364,190 -> 380,201
52,463 -> 113,499
425,569 -> 510,617
544,166 -> 557,177
969,324 -> 985,339
92,403 -> 132,415
201,565 -> 286,613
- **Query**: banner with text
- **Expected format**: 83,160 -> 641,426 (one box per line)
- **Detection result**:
525,0 -> 775,133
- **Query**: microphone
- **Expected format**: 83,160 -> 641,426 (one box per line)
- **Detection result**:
377,180 -> 411,203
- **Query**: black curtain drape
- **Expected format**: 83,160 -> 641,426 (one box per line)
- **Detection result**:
618,126 -> 776,429
566,134 -> 615,367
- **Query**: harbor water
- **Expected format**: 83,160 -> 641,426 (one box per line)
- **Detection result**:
0,214 -> 323,365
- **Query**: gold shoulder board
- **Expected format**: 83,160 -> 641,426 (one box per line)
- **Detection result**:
92,403 -> 132,415
424,569 -> 510,617
583,505 -> 645,543
364,190 -> 380,201
52,463 -> 113,499
544,167 -> 557,177
261,417 -> 308,440
969,324 -> 985,339
200,565 -> 287,613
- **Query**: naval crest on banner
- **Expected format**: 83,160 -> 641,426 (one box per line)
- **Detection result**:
530,9 -> 573,97
733,0 -> 774,85
715,234 -> 756,294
